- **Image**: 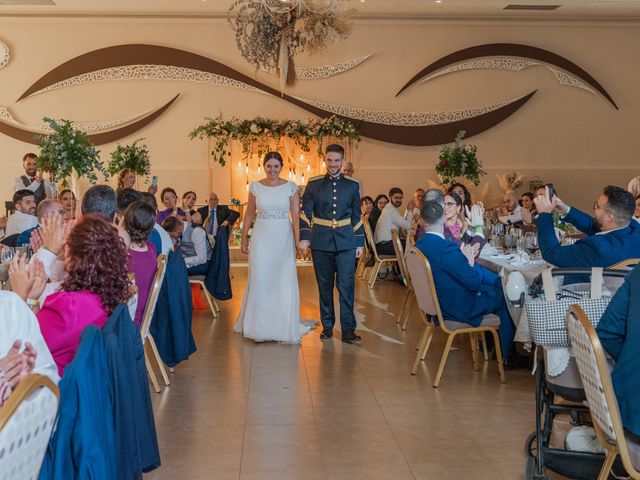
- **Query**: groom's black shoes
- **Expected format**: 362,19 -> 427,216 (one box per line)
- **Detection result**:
341,331 -> 362,344
320,328 -> 333,340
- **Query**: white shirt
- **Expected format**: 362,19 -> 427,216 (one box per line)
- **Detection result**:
499,205 -> 523,225
183,225 -> 212,268
374,203 -> 413,243
154,223 -> 173,257
13,176 -> 57,198
0,291 -> 59,384
5,211 -> 38,236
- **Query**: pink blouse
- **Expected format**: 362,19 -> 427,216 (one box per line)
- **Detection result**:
37,290 -> 108,376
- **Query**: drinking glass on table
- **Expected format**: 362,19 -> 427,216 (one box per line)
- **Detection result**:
525,232 -> 539,258
0,247 -> 14,289
503,232 -> 514,253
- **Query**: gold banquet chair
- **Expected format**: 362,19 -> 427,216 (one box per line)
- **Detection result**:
356,237 -> 371,280
140,254 -> 168,393
363,221 -> 398,289
391,230 -> 414,330
405,247 -> 506,387
566,305 -> 640,480
0,374 -> 59,479
609,258 -> 640,270
189,276 -> 220,318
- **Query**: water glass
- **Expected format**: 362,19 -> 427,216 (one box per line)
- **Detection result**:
0,247 -> 14,264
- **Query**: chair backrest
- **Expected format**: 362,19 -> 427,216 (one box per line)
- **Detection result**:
363,220 -> 381,261
608,258 -> 640,270
0,374 -> 59,480
566,305 -> 625,449
406,230 -> 416,249
391,230 -> 411,289
405,247 -> 443,327
140,254 -> 167,341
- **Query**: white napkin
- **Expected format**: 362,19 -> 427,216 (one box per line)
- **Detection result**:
545,347 -> 571,377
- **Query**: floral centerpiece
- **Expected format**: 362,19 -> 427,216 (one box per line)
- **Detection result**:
435,130 -> 485,187
107,138 -> 151,180
229,0 -> 354,92
189,114 -> 360,166
36,117 -> 106,186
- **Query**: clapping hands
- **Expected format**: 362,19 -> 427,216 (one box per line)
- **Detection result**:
465,202 -> 485,229
461,242 -> 480,266
0,340 -> 37,388
9,254 -> 47,302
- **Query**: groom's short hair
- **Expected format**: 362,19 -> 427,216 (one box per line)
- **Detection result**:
325,144 -> 344,158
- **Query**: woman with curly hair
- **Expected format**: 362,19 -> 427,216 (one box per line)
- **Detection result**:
11,214 -> 132,376
123,201 -> 158,327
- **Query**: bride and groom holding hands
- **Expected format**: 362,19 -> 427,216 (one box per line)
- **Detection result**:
234,144 -> 365,344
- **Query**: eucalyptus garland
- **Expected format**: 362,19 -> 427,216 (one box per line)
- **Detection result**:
190,114 -> 360,166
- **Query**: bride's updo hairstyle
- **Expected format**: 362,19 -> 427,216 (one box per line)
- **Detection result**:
263,151 -> 284,167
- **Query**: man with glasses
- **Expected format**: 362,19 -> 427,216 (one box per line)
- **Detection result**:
534,185 -> 640,267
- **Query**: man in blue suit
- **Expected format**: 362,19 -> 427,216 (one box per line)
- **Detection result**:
534,185 -> 640,268
415,201 -> 515,359
596,265 -> 640,439
299,144 -> 364,344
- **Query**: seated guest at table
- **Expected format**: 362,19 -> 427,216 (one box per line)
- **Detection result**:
628,176 -> 640,199
634,194 -> 640,223
447,183 -> 472,211
157,187 -> 186,225
415,189 -> 445,241
182,191 -> 198,218
521,192 -> 535,210
58,189 -> 76,221
404,188 -> 425,221
17,199 -> 64,247
161,215 -> 184,247
496,190 -> 522,225
416,200 -> 515,359
535,185 -> 640,268
368,194 -> 388,233
140,191 -> 172,257
360,196 -> 374,217
5,189 -> 38,236
520,192 -> 536,226
196,192 -> 240,242
182,213 -> 211,276
443,192 -> 486,251
11,215 -> 131,375
596,265 -> 640,438
116,187 -> 143,222
81,184 -> 116,221
374,187 -> 412,255
123,201 -> 158,327
0,289 -> 60,403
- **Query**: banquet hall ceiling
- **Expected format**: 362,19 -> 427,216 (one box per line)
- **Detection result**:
0,0 -> 639,19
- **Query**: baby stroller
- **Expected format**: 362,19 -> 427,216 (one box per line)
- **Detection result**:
524,267 -> 629,480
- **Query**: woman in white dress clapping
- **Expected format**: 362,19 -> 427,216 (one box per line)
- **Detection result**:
234,152 -> 316,343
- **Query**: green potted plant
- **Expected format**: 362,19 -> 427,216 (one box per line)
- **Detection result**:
36,117 -> 106,186
107,138 -> 151,180
435,130 -> 485,186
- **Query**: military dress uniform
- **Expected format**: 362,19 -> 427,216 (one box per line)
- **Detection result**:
300,172 -> 364,338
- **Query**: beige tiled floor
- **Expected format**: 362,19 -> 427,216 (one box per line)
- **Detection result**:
145,266 -> 542,480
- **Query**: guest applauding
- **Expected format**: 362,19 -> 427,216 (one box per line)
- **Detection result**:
58,189 -> 76,221
443,193 -> 486,251
534,185 -> 640,268
447,183 -> 472,211
157,187 -> 186,224
416,200 -> 515,359
123,201 -> 158,327
374,188 -> 412,255
11,215 -> 131,375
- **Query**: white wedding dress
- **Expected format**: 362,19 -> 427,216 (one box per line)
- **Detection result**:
234,181 -> 315,343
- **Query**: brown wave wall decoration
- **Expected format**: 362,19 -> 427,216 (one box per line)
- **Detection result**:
0,94 -> 179,146
395,43 -> 618,110
17,44 -> 535,146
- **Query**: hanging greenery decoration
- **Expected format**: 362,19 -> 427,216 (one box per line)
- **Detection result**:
107,138 -> 152,179
189,114 -> 360,166
436,130 -> 486,187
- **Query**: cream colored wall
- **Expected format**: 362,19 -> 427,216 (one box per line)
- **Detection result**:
0,17 -> 638,212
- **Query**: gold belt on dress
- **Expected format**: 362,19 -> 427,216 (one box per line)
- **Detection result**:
312,216 -> 351,229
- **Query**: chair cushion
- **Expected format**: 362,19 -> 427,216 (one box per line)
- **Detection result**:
190,275 -> 206,282
444,314 -> 500,331
626,430 -> 640,471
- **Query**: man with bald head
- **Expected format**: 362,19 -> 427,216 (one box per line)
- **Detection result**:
497,190 -> 522,225
340,161 -> 363,197
16,198 -> 64,246
196,192 -> 239,242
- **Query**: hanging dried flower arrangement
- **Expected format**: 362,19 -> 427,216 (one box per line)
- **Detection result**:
228,0 -> 354,93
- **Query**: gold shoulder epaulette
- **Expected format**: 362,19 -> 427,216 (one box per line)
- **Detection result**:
308,175 -> 324,182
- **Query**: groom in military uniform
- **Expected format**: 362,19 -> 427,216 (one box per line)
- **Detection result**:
299,144 -> 364,344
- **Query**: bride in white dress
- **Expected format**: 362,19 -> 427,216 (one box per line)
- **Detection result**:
234,151 -> 316,343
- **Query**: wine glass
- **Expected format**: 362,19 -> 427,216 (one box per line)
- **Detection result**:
525,232 -> 539,258
1,247 -> 14,264
503,232 -> 514,253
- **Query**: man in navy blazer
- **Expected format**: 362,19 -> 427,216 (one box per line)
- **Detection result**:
596,265 -> 640,438
534,185 -> 640,268
415,201 -> 515,359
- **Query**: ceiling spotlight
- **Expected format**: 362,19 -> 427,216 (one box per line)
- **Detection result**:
435,0 -> 443,3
